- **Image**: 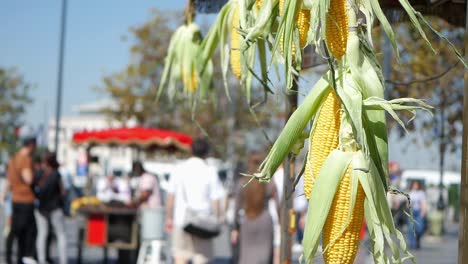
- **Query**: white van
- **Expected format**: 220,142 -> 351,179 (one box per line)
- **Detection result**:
400,169 -> 461,190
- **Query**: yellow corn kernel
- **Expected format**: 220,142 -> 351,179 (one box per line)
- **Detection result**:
322,166 -> 365,264
189,70 -> 198,92
230,5 -> 241,79
303,90 -> 341,199
326,0 -> 348,59
256,0 -> 263,10
279,35 -> 297,59
297,8 -> 310,48
181,67 -> 197,92
279,0 -> 284,15
279,0 -> 310,57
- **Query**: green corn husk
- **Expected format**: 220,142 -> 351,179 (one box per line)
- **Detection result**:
158,22 -> 213,101
254,74 -> 332,182
199,0 -> 274,104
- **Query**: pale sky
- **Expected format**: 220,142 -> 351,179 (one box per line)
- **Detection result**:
1,1 -> 461,172
0,0 -> 189,127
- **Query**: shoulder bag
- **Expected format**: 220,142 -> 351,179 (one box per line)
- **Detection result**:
181,180 -> 221,239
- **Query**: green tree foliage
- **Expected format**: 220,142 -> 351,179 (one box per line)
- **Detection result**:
0,68 -> 33,158
96,10 -> 176,126
96,9 -> 283,159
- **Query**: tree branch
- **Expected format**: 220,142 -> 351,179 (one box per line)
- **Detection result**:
385,61 -> 460,86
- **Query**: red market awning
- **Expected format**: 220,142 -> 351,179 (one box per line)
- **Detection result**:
72,127 -> 192,152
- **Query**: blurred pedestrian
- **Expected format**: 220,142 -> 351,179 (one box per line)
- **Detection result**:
271,164 -> 308,256
387,162 -> 406,228
35,151 -> 67,264
96,173 -> 131,204
165,138 -> 223,264
231,152 -> 278,264
292,177 -> 307,253
32,155 -> 54,264
407,181 -> 428,249
7,137 -> 37,264
389,161 -> 402,187
1,166 -> 15,264
426,184 -> 440,212
132,161 -> 161,209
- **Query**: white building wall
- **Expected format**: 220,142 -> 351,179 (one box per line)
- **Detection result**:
48,113 -> 137,180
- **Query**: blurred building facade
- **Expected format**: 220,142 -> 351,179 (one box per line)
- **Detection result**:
388,126 -> 462,172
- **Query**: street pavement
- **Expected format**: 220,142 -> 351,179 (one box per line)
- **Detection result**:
304,222 -> 460,264
0,208 -> 460,264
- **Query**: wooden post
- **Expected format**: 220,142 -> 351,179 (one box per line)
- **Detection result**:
280,78 -> 299,264
457,3 -> 468,263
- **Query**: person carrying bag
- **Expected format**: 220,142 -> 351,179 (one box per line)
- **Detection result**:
181,180 -> 221,239
165,138 -> 223,264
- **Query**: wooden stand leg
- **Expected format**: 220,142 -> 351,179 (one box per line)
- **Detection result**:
77,228 -> 84,264
103,247 -> 108,264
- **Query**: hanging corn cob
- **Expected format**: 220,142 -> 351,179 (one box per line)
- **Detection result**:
230,4 -> 241,79
302,88 -> 366,263
160,1 -> 465,261
325,0 -> 348,59
256,0 -> 263,10
198,0 -> 273,103
278,0 -> 310,60
297,8 -> 310,48
182,67 -> 198,93
249,0 -> 456,263
159,22 -> 213,99
322,165 -> 366,264
303,90 -> 341,199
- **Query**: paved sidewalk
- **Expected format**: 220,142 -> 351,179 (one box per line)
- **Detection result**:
302,222 -> 460,264
0,206 -> 461,264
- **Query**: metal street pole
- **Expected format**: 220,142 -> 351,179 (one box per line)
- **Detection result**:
457,3 -> 468,263
438,89 -> 446,211
54,0 -> 68,152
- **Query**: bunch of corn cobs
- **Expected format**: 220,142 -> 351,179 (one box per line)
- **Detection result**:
159,0 -> 465,263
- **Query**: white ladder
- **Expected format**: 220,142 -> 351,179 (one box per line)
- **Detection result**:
137,240 -> 167,264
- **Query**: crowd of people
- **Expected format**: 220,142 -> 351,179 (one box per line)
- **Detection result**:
0,135 -> 443,264
1,137 -> 65,264
387,163 -> 430,250
0,136 -> 163,264
161,140 -> 308,264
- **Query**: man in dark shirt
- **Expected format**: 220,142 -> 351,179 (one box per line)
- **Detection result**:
7,137 -> 37,264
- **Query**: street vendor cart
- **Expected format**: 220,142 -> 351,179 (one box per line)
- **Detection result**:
76,204 -> 139,263
71,126 -> 192,263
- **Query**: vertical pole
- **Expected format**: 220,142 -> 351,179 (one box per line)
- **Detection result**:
382,34 -> 392,100
54,0 -> 67,153
457,3 -> 468,263
280,78 -> 298,264
77,227 -> 83,264
438,89 -> 446,211
227,81 -> 238,186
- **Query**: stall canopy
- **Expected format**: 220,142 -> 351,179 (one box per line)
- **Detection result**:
72,127 -> 193,152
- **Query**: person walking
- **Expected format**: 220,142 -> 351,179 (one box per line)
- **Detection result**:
132,161 -> 161,209
407,180 -> 428,249
7,137 -> 37,264
1,171 -> 15,264
34,152 -> 67,264
165,138 -> 223,264
231,152 -> 278,264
